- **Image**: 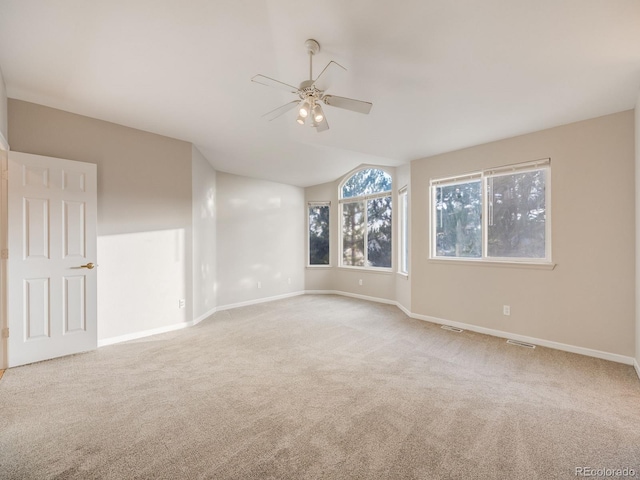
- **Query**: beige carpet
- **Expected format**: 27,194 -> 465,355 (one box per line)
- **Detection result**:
0,295 -> 639,479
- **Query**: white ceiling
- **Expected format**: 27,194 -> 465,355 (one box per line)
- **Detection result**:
1,0 -> 639,187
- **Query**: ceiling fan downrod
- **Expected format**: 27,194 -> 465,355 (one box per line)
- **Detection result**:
297,39 -> 324,125
305,39 -> 320,81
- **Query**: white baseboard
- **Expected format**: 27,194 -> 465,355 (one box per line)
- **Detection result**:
98,293 -> 307,348
212,291 -> 306,312
98,289 -> 638,372
305,289 -> 396,306
304,291 -> 636,367
395,301 -> 412,318
410,312 -> 635,366
98,306 -> 217,348
98,319 -> 199,347
192,306 -> 218,327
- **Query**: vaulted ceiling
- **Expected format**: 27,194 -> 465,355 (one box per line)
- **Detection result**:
1,0 -> 639,187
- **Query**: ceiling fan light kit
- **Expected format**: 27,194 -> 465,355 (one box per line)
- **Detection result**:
312,103 -> 324,122
299,99 -> 311,118
252,39 -> 373,133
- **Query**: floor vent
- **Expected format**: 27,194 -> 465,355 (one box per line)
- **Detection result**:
441,325 -> 464,333
506,339 -> 536,349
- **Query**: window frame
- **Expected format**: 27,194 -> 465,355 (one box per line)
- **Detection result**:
430,159 -> 552,265
338,168 -> 393,271
398,186 -> 409,275
307,201 -> 331,268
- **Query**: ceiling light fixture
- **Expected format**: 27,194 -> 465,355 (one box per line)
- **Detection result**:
252,39 -> 373,133
312,103 -> 324,123
299,99 -> 311,118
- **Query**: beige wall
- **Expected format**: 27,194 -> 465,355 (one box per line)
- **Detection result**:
411,111 -> 635,357
8,99 -> 193,341
216,172 -> 305,307
9,100 -> 192,236
395,163 -> 411,312
192,146 -> 217,320
0,68 -> 7,144
636,99 -> 640,372
0,68 -> 6,368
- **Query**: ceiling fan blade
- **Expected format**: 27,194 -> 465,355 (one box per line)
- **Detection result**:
262,100 -> 300,121
322,95 -> 373,114
251,74 -> 299,94
312,61 -> 346,92
315,116 -> 329,133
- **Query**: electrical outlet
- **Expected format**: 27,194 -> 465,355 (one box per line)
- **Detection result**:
178,299 -> 186,309
358,279 -> 363,286
503,305 -> 511,316
257,281 -> 261,289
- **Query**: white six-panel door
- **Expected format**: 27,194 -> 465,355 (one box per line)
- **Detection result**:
8,152 -> 97,367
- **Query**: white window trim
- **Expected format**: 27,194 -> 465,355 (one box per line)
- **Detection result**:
398,186 -> 409,275
339,198 -> 394,272
307,201 -> 331,268
338,190 -> 391,203
338,168 -> 393,271
430,159 -> 552,265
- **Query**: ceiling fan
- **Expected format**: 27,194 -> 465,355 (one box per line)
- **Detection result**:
251,39 -> 373,132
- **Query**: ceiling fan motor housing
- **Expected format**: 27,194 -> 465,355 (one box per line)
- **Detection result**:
299,80 -> 323,102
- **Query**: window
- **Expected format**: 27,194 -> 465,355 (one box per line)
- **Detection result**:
431,159 -> 550,263
398,186 -> 408,274
433,177 -> 482,258
308,202 -> 330,266
340,168 -> 392,269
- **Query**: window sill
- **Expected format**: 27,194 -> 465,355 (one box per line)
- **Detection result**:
337,266 -> 394,275
306,265 -> 332,269
397,272 -> 409,278
428,258 -> 556,270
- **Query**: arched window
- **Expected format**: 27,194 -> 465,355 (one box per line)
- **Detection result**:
339,168 -> 392,269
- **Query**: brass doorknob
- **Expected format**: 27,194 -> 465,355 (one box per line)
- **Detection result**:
79,262 -> 96,269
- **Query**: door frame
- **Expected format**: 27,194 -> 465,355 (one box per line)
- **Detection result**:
0,130 -> 9,370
